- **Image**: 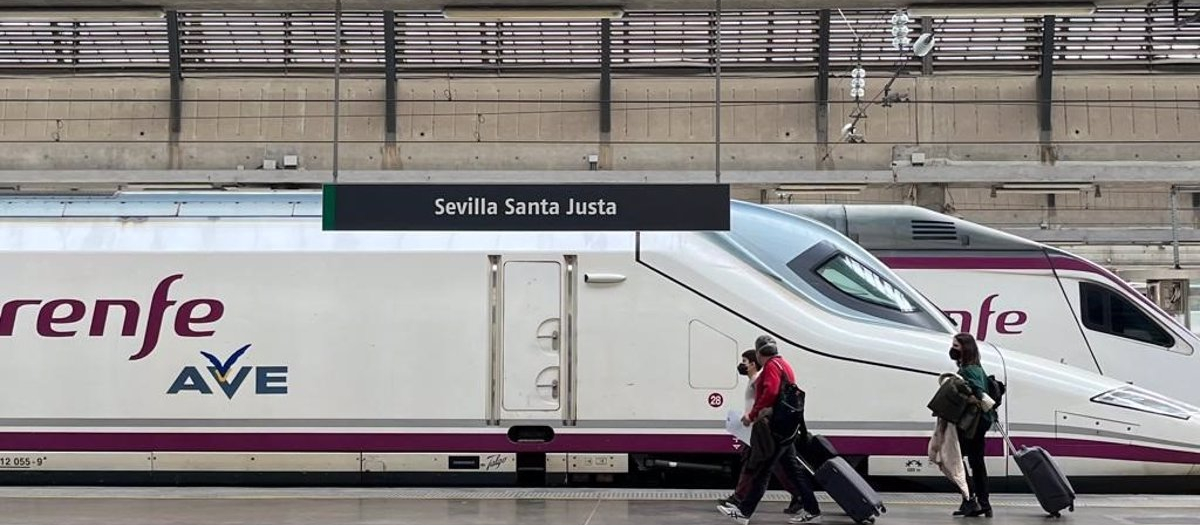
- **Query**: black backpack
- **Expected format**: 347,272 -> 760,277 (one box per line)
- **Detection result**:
768,358 -> 808,441
986,375 -> 1006,410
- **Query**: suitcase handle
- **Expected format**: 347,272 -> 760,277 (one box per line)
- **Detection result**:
994,415 -> 1019,457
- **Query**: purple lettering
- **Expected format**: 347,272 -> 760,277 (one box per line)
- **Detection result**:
976,294 -> 999,341
0,300 -> 42,336
946,294 -> 1029,341
997,311 -> 1028,334
128,274 -> 184,361
36,299 -> 86,337
1,274 -> 226,361
90,300 -> 140,337
176,299 -> 224,337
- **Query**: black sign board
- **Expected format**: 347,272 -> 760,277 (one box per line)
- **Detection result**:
322,184 -> 730,231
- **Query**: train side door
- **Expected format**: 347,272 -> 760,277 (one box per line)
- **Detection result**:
499,260 -> 563,420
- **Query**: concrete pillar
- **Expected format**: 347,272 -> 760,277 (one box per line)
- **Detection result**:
913,183 -> 946,212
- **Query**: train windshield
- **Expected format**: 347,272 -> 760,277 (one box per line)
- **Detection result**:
816,254 -> 918,313
713,201 -> 953,332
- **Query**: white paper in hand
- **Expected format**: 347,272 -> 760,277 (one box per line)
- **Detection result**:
725,410 -> 752,445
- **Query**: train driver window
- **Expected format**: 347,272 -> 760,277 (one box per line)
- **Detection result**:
1080,282 -> 1174,348
816,254 -> 918,313
782,242 -> 947,332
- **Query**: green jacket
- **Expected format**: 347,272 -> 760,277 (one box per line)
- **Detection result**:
958,364 -> 996,427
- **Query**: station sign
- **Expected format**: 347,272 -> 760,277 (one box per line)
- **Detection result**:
321,184 -> 730,231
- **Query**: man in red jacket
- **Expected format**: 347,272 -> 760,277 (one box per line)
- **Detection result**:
719,338 -> 822,525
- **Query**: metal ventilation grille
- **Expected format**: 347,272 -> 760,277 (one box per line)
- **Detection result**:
1,8 -> 1199,75
395,12 -> 601,70
394,11 -> 820,71
930,16 -> 1044,70
911,219 -> 959,241
179,11 -> 385,72
0,20 -> 168,71
612,11 -> 820,69
1057,8 -> 1200,68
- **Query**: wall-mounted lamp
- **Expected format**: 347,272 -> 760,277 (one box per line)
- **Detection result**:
441,6 -> 625,20
991,182 -> 1094,195
777,184 -> 867,195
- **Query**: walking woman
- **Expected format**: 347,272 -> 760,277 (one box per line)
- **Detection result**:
950,333 -> 995,518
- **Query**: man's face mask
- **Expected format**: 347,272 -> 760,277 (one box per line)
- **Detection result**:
737,363 -> 749,376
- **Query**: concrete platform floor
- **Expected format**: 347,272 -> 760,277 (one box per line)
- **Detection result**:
0,488 -> 1197,525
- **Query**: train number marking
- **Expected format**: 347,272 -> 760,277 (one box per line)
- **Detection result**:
708,393 -> 724,408
0,456 -> 47,469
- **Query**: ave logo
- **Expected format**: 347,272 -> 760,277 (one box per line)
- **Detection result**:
167,344 -> 288,399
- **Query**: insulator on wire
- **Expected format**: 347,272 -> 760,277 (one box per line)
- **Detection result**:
890,9 -> 911,50
849,66 -> 866,99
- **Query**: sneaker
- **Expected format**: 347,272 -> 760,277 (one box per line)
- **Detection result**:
717,503 -> 750,525
788,512 -> 821,524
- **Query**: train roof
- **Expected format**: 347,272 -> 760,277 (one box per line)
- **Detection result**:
769,204 -> 1046,253
0,192 -> 850,258
0,191 -> 324,218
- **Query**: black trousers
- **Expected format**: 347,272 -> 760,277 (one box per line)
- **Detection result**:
736,420 -> 820,517
958,419 -> 991,508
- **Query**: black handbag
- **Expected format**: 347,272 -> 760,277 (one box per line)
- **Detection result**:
767,358 -> 808,441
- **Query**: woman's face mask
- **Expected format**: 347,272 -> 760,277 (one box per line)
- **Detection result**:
737,363 -> 750,376
949,346 -> 962,362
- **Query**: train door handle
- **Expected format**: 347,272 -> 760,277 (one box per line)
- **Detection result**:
537,378 -> 560,399
537,329 -> 560,351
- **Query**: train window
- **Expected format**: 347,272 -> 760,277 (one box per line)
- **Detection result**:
816,254 -> 918,312
1080,282 -> 1174,348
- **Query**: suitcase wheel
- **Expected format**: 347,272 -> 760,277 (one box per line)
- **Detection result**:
1069,504 -> 1075,512
880,504 -> 887,513
1049,511 -> 1062,518
856,517 -> 875,525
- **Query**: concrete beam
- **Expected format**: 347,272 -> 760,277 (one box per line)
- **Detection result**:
0,169 -> 894,186
894,164 -> 1200,183
4,164 -> 1200,187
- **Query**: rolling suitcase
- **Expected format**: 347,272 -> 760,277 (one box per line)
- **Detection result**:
802,434 -> 839,468
806,456 -> 887,525
998,423 -> 1076,517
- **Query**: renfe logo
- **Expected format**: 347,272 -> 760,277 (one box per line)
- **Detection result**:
0,274 -> 224,361
167,344 -> 288,398
943,294 -> 1028,341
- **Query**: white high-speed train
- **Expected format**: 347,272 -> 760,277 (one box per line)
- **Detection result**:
0,192 -> 1198,488
774,204 -> 1200,408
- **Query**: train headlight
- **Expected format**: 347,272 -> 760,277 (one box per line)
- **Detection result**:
1091,385 -> 1199,420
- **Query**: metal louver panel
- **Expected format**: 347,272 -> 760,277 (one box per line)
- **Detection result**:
930,16 -> 1043,70
178,11 -> 385,72
0,19 -> 168,71
911,219 -> 959,241
1,7 -> 1198,75
1057,8 -> 1200,68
